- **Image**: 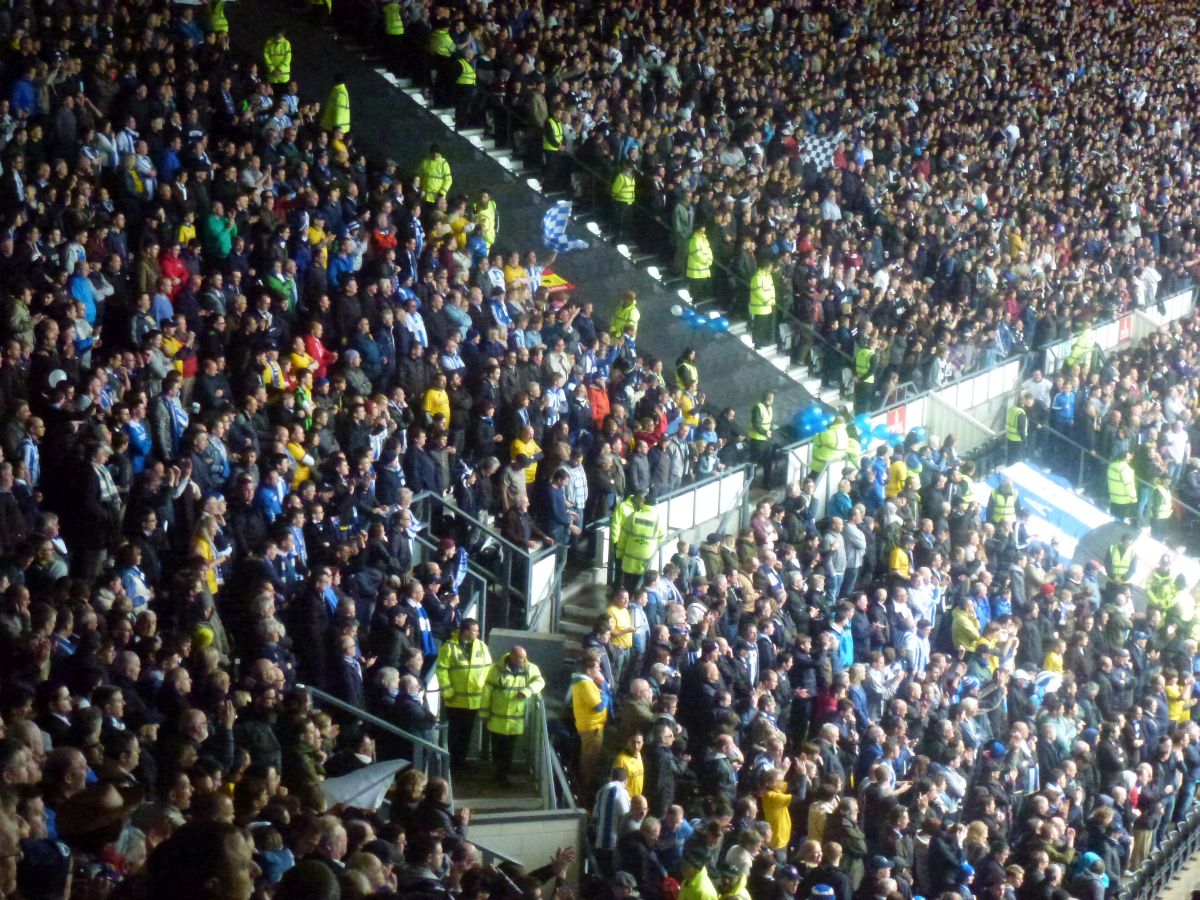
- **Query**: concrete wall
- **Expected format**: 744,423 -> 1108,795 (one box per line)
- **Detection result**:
468,809 -> 587,885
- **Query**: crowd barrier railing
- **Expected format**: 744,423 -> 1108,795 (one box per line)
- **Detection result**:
779,287 -> 1197,478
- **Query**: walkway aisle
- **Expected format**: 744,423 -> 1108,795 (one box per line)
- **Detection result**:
229,3 -> 816,419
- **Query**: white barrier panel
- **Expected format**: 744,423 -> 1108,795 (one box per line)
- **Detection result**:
527,552 -> 559,633
785,441 -> 812,484
1139,288 -> 1195,326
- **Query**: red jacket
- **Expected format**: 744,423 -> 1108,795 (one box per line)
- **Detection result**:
304,334 -> 337,379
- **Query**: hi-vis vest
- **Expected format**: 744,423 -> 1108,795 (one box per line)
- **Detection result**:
687,231 -> 713,280
749,269 -> 775,317
1108,544 -> 1135,582
543,117 -> 563,152
1146,570 -> 1178,612
611,172 -> 636,205
855,346 -> 875,381
1151,483 -> 1173,520
749,402 -> 773,442
1107,460 -> 1137,507
1006,406 -> 1026,443
436,636 -> 492,709
383,1 -> 405,35
456,57 -> 476,85
990,489 -> 1017,523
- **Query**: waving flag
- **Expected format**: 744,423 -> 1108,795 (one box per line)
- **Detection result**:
542,201 -> 589,253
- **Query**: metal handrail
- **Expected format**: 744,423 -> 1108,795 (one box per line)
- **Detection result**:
410,490 -> 558,567
299,683 -> 448,759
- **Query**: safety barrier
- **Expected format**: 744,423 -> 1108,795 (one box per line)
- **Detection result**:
588,463 -> 756,574
410,492 -> 566,635
779,287 -> 1196,476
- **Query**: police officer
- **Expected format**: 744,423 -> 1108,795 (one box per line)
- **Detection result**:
480,645 -> 545,785
417,144 -> 453,203
435,618 -> 492,767
263,29 -> 292,88
618,492 -> 665,591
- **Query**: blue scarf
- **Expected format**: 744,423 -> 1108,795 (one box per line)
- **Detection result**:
167,396 -> 189,452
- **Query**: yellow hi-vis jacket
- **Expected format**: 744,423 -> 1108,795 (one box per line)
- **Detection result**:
480,656 -> 545,735
435,634 -> 492,710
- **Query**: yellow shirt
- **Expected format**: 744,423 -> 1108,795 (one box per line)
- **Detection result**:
289,350 -> 316,375
178,223 -> 197,246
606,603 -> 633,650
503,263 -> 528,289
888,545 -> 911,579
511,437 -> 541,482
613,749 -> 644,798
762,789 -> 793,849
450,213 -> 471,249
308,224 -> 329,267
1042,650 -> 1064,676
162,333 -> 184,372
571,677 -> 606,733
887,459 -> 908,498
195,538 -> 219,595
423,388 -> 450,426
1166,683 -> 1190,723
288,440 -> 312,487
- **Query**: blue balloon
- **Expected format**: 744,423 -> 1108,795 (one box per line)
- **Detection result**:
909,426 -> 929,443
867,423 -> 891,441
711,316 -> 731,333
683,310 -> 704,327
886,430 -> 905,447
853,413 -> 872,434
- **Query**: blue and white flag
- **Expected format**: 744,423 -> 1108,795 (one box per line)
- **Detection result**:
542,201 -> 589,253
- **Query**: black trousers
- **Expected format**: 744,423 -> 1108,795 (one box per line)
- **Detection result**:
445,706 -> 477,766
492,732 -> 518,778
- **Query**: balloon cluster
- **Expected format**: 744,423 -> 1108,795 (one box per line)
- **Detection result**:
791,404 -> 835,439
850,412 -> 909,446
671,305 -> 730,333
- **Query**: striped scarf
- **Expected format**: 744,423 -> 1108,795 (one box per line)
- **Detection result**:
93,462 -> 119,504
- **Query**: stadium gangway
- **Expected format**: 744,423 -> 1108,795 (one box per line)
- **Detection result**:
531,693 -> 601,877
299,681 -> 453,791
409,491 -> 567,635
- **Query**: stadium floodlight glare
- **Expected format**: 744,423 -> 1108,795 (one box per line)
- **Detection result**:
677,288 -> 692,303
585,221 -> 602,237
646,266 -> 662,281
526,177 -> 542,192
617,244 -> 631,258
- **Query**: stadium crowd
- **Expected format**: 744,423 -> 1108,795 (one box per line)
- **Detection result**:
0,0 -> 1198,900
424,0 -> 1200,399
